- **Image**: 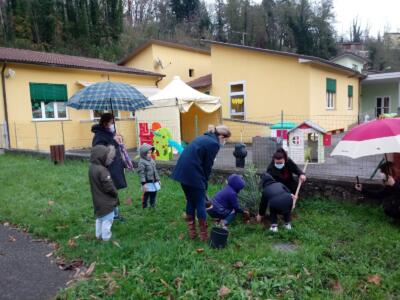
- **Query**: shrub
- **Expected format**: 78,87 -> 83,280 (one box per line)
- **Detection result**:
238,163 -> 262,216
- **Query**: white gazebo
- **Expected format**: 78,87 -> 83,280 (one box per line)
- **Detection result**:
135,76 -> 221,145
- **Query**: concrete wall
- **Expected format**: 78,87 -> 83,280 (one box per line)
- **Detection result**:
361,81 -> 399,116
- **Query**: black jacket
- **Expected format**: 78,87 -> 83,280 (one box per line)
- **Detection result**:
171,132 -> 220,190
267,158 -> 303,193
259,173 -> 293,215
362,181 -> 400,219
92,124 -> 127,189
89,145 -> 118,218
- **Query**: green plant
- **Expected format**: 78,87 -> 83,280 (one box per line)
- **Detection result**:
238,163 -> 261,216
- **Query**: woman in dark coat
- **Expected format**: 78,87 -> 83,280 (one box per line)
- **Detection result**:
92,113 -> 127,220
355,161 -> 400,221
267,148 -> 306,193
172,125 -> 231,241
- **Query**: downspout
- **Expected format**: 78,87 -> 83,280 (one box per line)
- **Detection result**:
1,63 -> 10,148
155,76 -> 163,87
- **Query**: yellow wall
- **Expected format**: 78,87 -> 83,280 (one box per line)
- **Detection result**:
309,65 -> 360,131
124,43 -> 211,88
180,105 -> 221,142
3,63 -> 157,151
223,119 -> 270,143
211,44 -> 311,123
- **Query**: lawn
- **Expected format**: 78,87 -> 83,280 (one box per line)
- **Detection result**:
1,153 -> 400,299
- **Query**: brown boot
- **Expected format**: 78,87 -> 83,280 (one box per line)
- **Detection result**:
186,215 -> 197,239
198,219 -> 209,242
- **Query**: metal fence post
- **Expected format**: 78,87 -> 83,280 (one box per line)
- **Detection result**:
34,122 -> 39,151
13,121 -> 17,149
61,121 -> 65,146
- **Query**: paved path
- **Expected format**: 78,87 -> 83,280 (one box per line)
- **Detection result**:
0,224 -> 71,300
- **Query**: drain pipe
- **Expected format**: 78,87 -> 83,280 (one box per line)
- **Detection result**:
1,62 -> 11,148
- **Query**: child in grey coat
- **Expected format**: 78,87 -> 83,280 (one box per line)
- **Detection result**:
138,143 -> 161,208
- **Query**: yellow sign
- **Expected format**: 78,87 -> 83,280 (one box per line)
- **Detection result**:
231,97 -> 244,105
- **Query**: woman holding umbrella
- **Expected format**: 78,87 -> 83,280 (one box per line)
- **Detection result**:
355,161 -> 400,221
172,125 -> 231,241
92,113 -> 126,221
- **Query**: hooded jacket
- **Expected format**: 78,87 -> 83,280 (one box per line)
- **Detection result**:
172,132 -> 220,190
210,174 -> 246,216
138,143 -> 160,185
89,145 -> 118,218
259,173 -> 293,216
91,124 -> 127,189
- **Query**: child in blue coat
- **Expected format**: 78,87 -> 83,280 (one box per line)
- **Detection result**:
207,174 -> 246,228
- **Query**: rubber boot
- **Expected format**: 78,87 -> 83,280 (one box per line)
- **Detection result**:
198,219 -> 208,242
186,215 -> 197,239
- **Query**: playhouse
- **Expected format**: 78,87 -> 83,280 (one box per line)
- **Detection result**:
270,122 -> 297,150
288,121 -> 331,164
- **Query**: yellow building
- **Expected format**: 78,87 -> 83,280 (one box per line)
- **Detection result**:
208,41 -> 364,139
0,47 -> 163,151
119,40 -> 211,88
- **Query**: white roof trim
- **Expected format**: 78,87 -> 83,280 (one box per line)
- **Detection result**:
363,72 -> 400,82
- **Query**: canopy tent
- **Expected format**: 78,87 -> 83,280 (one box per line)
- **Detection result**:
136,76 -> 222,146
148,76 -> 221,113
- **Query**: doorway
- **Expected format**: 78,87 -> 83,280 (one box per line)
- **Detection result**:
307,133 -> 319,162
376,96 -> 390,117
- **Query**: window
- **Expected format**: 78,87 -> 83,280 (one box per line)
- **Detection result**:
229,82 -> 245,120
348,85 -> 353,110
30,83 -> 68,120
189,69 -> 194,77
326,78 -> 336,110
376,96 -> 390,117
91,110 -> 121,120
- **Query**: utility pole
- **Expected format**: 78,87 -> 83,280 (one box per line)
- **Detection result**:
232,31 -> 248,45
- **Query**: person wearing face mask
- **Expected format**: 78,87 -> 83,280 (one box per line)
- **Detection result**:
267,148 -> 306,193
355,161 -> 400,221
172,124 -> 231,241
92,113 -> 127,221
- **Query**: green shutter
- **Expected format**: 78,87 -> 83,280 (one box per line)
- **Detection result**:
348,85 -> 353,97
326,78 -> 336,93
30,83 -> 68,104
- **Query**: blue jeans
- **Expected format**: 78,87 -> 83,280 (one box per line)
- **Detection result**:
181,184 -> 206,219
207,209 -> 237,225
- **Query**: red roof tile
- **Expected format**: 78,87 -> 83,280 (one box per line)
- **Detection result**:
187,74 -> 212,88
0,47 -> 163,77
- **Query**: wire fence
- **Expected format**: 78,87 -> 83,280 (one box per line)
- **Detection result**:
3,111 -> 389,181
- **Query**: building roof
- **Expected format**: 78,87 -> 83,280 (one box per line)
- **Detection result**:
205,40 -> 365,78
330,52 -> 370,63
288,120 -> 326,134
118,40 -> 210,65
0,47 -> 163,77
187,74 -> 212,89
362,71 -> 400,83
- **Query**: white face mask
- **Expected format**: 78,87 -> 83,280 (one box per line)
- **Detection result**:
275,163 -> 285,169
108,124 -> 115,132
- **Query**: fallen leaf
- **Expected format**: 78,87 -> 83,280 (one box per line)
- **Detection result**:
160,278 -> 170,288
112,241 -> 121,248
67,239 -> 76,248
196,248 -> 204,253
174,277 -> 182,288
106,279 -> 119,295
368,274 -> 381,285
48,200 -> 55,205
303,267 -> 311,276
330,280 -> 343,293
178,233 -> 185,240
73,235 -> 81,240
3,222 -> 9,227
46,252 -> 53,257
8,235 -> 16,242
122,265 -> 127,277
125,198 -> 133,205
247,271 -> 254,281
218,286 -> 231,297
233,261 -> 244,269
85,262 -> 96,277
62,259 -> 84,271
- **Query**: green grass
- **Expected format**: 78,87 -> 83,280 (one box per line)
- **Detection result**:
1,153 -> 400,299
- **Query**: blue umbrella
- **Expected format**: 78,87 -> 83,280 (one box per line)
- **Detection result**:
67,81 -> 152,112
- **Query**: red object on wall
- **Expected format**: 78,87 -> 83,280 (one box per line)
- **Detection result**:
139,123 -> 154,145
276,129 -> 288,140
323,134 -> 331,146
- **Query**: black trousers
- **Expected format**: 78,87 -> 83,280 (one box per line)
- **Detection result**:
142,192 -> 157,208
269,197 -> 293,225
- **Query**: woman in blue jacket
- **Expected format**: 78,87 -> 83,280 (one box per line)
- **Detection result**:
172,125 -> 231,241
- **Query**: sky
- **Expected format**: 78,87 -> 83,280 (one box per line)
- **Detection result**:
332,0 -> 400,38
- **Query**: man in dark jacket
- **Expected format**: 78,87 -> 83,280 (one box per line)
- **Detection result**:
172,125 -> 231,241
207,174 -> 246,228
257,173 -> 296,232
267,148 -> 306,193
89,145 -> 119,241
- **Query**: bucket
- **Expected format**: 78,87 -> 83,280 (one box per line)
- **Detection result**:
209,226 -> 229,249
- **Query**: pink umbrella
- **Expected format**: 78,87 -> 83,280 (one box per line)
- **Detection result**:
331,118 -> 400,159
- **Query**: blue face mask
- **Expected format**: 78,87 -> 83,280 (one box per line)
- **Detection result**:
275,163 -> 285,169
